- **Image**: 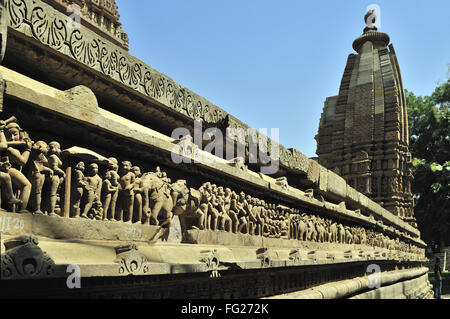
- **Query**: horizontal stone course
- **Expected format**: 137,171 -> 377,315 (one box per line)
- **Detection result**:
0,211 -> 168,243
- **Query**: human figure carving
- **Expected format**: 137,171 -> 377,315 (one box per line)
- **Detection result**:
81,163 -> 102,219
177,183 -> 206,231
236,192 -> 248,234
202,183 -> 215,230
247,198 -> 260,236
0,156 -> 21,210
243,195 -> 256,235
102,171 -> 119,221
5,122 -> 33,213
28,141 -> 53,215
47,141 -> 65,216
289,214 -> 298,240
154,166 -> 163,179
71,161 -> 85,218
359,229 -> 367,246
102,157 -> 119,221
337,223 -> 345,243
132,166 -> 144,224
215,187 -> 232,232
279,212 -> 290,239
0,118 -> 22,210
116,161 -> 135,223
161,171 -> 171,184
207,194 -> 220,231
328,221 -> 338,243
227,190 -> 240,234
306,216 -> 317,242
254,200 -> 267,236
345,226 -> 353,244
196,182 -> 210,229
297,214 -> 308,241
183,182 -> 208,230
217,196 -> 232,232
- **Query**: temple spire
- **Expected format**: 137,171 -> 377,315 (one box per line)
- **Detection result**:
316,10 -> 416,227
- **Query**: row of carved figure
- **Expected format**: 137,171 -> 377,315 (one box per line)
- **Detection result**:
0,117 -> 189,226
179,181 -> 422,255
0,117 -> 422,256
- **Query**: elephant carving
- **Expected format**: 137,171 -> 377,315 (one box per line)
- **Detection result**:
140,173 -> 189,227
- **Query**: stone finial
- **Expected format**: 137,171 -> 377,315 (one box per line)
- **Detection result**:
352,9 -> 390,53
364,10 -> 378,32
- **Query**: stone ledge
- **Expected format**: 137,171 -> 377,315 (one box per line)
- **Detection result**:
183,229 -> 425,263
0,211 -> 173,243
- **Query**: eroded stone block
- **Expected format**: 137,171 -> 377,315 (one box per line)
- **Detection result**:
327,171 -> 347,199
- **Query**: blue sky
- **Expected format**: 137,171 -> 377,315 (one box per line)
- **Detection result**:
116,0 -> 449,158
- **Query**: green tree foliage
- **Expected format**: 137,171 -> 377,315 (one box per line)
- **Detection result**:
406,77 -> 450,246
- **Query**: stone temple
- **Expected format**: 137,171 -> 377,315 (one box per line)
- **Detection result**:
0,1 -> 432,299
316,11 -> 416,228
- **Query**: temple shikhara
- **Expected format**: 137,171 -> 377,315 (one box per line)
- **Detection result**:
0,1 -> 432,299
316,12 -> 416,227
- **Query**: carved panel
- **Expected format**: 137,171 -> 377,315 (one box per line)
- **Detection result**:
115,243 -> 149,276
1,235 -> 56,279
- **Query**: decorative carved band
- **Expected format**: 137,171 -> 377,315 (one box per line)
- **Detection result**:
6,0 -> 227,125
